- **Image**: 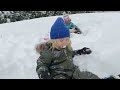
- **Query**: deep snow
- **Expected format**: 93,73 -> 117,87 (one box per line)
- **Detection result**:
0,12 -> 120,79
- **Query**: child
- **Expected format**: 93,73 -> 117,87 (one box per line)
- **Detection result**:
63,14 -> 82,34
35,17 -> 100,79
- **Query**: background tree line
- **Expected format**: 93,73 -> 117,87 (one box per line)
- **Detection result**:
0,11 -> 95,24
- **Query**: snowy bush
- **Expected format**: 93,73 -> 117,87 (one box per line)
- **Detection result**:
0,11 -> 95,24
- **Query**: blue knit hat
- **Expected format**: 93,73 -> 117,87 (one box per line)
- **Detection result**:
50,17 -> 70,39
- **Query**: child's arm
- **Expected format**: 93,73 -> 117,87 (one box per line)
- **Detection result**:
36,51 -> 53,79
69,22 -> 78,29
67,22 -> 74,29
72,47 -> 92,58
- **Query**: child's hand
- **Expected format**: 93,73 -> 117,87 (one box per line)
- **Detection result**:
70,28 -> 76,33
40,71 -> 53,79
77,47 -> 92,55
83,47 -> 92,54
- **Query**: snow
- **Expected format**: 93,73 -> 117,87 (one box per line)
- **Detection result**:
0,12 -> 120,79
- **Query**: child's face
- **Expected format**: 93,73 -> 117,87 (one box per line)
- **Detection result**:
56,37 -> 69,48
64,17 -> 71,25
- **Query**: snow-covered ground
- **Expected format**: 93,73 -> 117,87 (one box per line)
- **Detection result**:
0,12 -> 120,79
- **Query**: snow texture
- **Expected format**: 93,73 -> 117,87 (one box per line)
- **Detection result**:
0,12 -> 120,79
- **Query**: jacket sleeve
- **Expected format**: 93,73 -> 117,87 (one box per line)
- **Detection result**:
68,22 -> 78,29
72,47 -> 92,58
69,47 -> 78,58
72,50 -> 78,58
72,49 -> 84,58
36,51 -> 54,79
67,22 -> 74,29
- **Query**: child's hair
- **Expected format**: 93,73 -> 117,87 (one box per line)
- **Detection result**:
50,38 -> 72,51
63,14 -> 70,20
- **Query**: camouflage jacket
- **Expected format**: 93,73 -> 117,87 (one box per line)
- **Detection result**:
36,42 -> 100,79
